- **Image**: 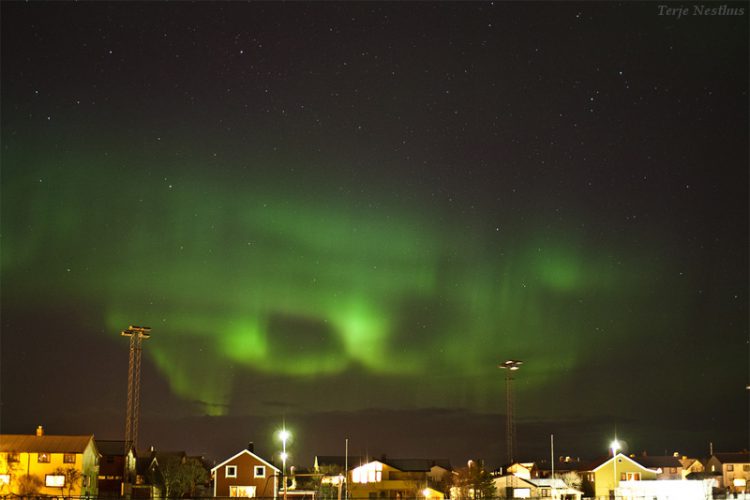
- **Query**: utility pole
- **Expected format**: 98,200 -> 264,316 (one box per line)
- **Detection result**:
122,325 -> 151,460
499,360 -> 523,464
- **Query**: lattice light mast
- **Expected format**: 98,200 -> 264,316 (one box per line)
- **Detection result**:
499,359 -> 523,464
122,325 -> 151,456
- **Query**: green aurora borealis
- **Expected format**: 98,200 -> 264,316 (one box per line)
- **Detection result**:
1,1 -> 747,459
2,144 -> 728,418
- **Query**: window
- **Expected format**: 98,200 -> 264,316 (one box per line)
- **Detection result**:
670,467 -> 677,474
7,453 -> 20,463
82,476 -> 90,487
64,454 -> 76,464
743,465 -> 749,472
226,465 -> 238,478
229,486 -> 256,497
38,452 -> 51,463
0,474 -> 10,485
254,466 -> 265,478
46,475 -> 65,487
728,465 -> 734,472
624,472 -> 641,481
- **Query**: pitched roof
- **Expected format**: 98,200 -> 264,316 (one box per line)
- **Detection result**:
383,459 -> 452,472
713,452 -> 750,464
528,478 -> 574,490
634,456 -> 683,469
0,434 -> 94,454
211,448 -> 279,473
315,456 -> 363,469
592,453 -> 658,473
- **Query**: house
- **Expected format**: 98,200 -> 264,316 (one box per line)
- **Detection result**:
95,440 -> 136,497
212,444 -> 280,498
632,455 -> 683,480
705,452 -> 750,494
313,455 -> 363,488
348,458 -> 451,500
504,462 -> 539,480
588,453 -> 658,498
493,475 -> 582,499
0,426 -> 100,497
679,457 -> 705,478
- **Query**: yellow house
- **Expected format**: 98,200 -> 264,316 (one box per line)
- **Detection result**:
590,453 -> 657,498
0,426 -> 100,497
349,459 -> 450,500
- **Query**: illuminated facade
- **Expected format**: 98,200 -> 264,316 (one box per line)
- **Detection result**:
0,427 -> 99,497
212,446 -> 280,498
706,452 -> 750,494
590,453 -> 657,498
348,459 -> 450,500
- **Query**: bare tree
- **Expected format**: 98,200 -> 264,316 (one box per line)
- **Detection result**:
18,474 -> 43,496
54,466 -> 82,498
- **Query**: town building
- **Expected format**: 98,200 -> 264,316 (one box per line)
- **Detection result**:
0,426 -> 99,497
348,458 -> 451,500
212,444 -> 280,498
95,439 -> 136,497
705,452 -> 750,495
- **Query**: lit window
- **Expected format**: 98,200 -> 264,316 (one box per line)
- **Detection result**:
38,453 -> 51,463
254,466 -> 265,478
46,475 -> 65,487
226,465 -> 237,478
0,475 -> 10,485
229,486 -> 256,497
64,454 -> 76,464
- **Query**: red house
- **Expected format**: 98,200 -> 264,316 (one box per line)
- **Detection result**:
212,445 -> 279,498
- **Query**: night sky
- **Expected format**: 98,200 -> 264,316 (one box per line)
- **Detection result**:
1,2 -> 747,468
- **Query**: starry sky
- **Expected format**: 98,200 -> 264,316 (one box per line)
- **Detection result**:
1,2 -> 748,467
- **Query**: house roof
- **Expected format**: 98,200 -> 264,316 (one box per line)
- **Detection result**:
634,456 -> 683,469
0,434 -> 95,454
528,478 -> 574,490
712,452 -> 750,464
592,453 -> 658,473
315,456 -> 363,469
211,448 -> 280,473
382,459 -> 452,472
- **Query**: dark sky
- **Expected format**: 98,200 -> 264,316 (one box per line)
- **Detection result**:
1,1 -> 747,469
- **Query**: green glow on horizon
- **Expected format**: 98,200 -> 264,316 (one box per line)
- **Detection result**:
2,151 -> 662,416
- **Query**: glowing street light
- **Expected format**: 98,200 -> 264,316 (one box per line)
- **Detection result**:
278,429 -> 291,500
610,439 -> 621,497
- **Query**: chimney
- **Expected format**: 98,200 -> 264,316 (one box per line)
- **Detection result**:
248,442 -> 254,453
36,425 -> 44,436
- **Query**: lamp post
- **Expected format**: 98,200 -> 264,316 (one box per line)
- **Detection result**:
279,429 -> 291,500
610,439 -> 621,499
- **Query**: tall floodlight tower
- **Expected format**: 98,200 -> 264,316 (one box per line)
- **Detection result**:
499,360 -> 523,464
122,325 -> 151,455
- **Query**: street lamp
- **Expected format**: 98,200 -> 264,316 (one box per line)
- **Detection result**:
278,429 -> 291,500
610,439 -> 621,498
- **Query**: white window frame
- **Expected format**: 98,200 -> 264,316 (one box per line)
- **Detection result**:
254,466 -> 266,478
226,465 -> 238,478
